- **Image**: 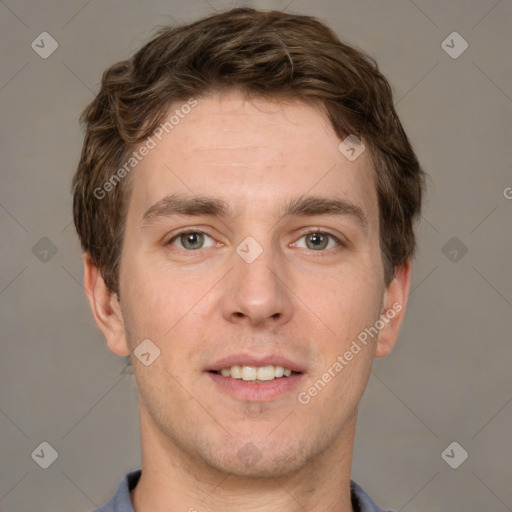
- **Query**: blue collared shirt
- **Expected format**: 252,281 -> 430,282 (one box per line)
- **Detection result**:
92,469 -> 393,511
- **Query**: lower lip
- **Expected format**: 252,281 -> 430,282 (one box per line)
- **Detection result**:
206,371 -> 306,401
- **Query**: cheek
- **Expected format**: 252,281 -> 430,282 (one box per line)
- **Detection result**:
121,265 -> 210,372
119,260 -> 179,344
318,269 -> 383,339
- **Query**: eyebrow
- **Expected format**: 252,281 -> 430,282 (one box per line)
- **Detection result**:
141,193 -> 368,232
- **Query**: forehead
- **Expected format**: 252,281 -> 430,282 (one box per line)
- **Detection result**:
126,92 -> 378,229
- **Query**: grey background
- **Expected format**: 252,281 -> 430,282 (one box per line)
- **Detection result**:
1,0 -> 511,511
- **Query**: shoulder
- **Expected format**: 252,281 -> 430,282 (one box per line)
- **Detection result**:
350,480 -> 394,512
91,469 -> 141,512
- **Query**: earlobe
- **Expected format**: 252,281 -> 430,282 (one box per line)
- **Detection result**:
374,259 -> 412,359
82,253 -> 130,357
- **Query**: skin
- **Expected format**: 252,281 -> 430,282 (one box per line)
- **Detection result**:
83,91 -> 411,512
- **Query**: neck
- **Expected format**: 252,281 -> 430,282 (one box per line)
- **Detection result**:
131,404 -> 357,512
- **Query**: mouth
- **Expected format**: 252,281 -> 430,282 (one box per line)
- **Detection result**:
205,356 -> 306,401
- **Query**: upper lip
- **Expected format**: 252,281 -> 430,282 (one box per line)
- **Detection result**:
207,353 -> 306,373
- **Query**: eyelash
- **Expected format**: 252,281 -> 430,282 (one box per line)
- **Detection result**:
166,228 -> 345,253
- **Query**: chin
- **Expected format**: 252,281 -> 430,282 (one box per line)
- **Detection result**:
199,437 -> 312,479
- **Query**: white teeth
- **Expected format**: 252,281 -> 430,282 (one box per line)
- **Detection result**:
241,366 -> 258,381
257,365 -> 275,381
216,365 -> 296,381
230,365 -> 242,379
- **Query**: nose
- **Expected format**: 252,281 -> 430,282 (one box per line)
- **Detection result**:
221,241 -> 293,328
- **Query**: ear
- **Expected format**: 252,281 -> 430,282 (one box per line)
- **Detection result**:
82,253 -> 130,357
374,259 -> 412,359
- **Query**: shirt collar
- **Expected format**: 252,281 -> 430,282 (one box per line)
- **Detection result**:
94,469 -> 390,512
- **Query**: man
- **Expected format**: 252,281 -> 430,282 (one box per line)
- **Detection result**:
72,7 -> 425,512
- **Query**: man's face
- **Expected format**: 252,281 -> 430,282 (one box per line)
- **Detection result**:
108,92 -> 398,477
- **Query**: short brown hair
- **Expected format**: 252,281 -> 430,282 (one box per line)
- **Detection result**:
72,7 -> 426,296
